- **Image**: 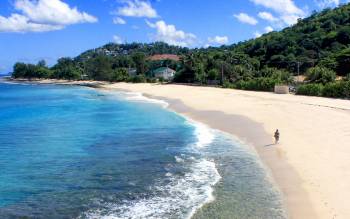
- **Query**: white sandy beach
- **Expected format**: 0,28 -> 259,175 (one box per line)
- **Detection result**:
102,83 -> 350,219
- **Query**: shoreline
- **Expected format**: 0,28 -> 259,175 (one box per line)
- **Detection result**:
98,85 -> 289,218
4,79 -> 350,218
101,83 -> 350,219
1,78 -> 286,218
155,97 -> 290,218
106,87 -> 312,218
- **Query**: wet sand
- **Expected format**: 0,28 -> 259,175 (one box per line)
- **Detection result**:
103,83 -> 350,219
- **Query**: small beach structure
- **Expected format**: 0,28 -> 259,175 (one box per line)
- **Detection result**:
153,67 -> 176,80
128,68 -> 137,77
274,85 -> 289,94
80,74 -> 89,80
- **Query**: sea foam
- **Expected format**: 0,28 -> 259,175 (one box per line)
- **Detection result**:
82,117 -> 221,219
116,91 -> 169,108
83,159 -> 220,219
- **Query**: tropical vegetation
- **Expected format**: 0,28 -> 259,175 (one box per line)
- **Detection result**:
11,3 -> 350,98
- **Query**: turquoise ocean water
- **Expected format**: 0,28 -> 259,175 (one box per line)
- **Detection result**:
0,80 -> 286,218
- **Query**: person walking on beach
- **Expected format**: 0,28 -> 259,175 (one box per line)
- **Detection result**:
274,129 -> 280,144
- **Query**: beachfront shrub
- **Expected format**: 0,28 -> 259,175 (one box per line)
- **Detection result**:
146,77 -> 158,83
12,62 -> 53,79
111,68 -> 128,82
222,81 -> 234,89
52,57 -> 82,80
296,83 -> 324,96
232,65 -> 254,81
12,63 -> 26,78
207,69 -> 220,80
296,81 -> 350,98
36,67 -> 52,78
306,67 -> 336,84
344,81 -> 350,98
322,82 -> 344,97
346,74 -> 350,81
129,74 -> 147,83
322,81 -> 350,98
260,68 -> 293,84
85,56 -> 113,81
234,77 -> 279,91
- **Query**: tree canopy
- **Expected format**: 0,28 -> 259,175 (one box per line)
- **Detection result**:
11,3 -> 350,97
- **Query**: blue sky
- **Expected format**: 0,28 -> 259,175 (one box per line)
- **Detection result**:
0,0 -> 349,73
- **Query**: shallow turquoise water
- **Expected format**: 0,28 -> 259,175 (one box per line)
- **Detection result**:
0,81 -> 286,218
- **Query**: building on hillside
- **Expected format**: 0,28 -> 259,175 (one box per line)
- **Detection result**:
81,74 -> 89,80
153,67 -> 176,80
128,68 -> 137,77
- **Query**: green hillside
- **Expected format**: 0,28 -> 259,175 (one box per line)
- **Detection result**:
231,4 -> 350,75
12,3 -> 350,97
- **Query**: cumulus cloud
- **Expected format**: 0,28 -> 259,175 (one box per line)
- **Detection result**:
250,0 -> 305,25
113,35 -> 123,44
0,14 -> 63,32
258,11 -> 278,22
253,26 -> 274,38
264,26 -> 274,32
15,0 -> 97,25
315,0 -> 340,8
146,20 -> 196,47
0,0 -> 97,33
254,31 -> 262,38
113,17 -> 126,25
250,0 -> 304,16
234,13 -> 258,25
117,0 -> 158,18
208,36 -> 229,45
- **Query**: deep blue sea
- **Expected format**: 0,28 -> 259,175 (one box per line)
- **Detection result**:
0,80 -> 286,219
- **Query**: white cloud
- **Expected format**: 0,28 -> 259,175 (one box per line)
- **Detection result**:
254,26 -> 274,38
280,13 -> 302,25
113,17 -> 126,25
0,13 -> 63,32
234,13 -> 258,25
264,26 -> 274,33
253,26 -> 274,38
117,0 -> 157,18
14,0 -> 97,25
146,20 -> 196,47
254,31 -> 262,38
315,0 -> 340,8
113,35 -> 123,44
0,0 -> 97,33
250,0 -> 304,16
208,36 -> 229,45
258,11 -> 278,22
250,0 -> 305,25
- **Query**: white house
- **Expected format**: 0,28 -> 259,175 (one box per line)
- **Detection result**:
153,67 -> 176,80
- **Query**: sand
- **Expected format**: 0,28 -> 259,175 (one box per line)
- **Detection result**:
102,83 -> 350,219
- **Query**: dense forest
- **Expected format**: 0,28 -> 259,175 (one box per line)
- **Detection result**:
12,3 -> 350,98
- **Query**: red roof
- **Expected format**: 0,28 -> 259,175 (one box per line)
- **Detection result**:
148,54 -> 180,62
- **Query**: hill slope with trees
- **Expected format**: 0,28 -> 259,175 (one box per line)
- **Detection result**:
11,3 -> 350,98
